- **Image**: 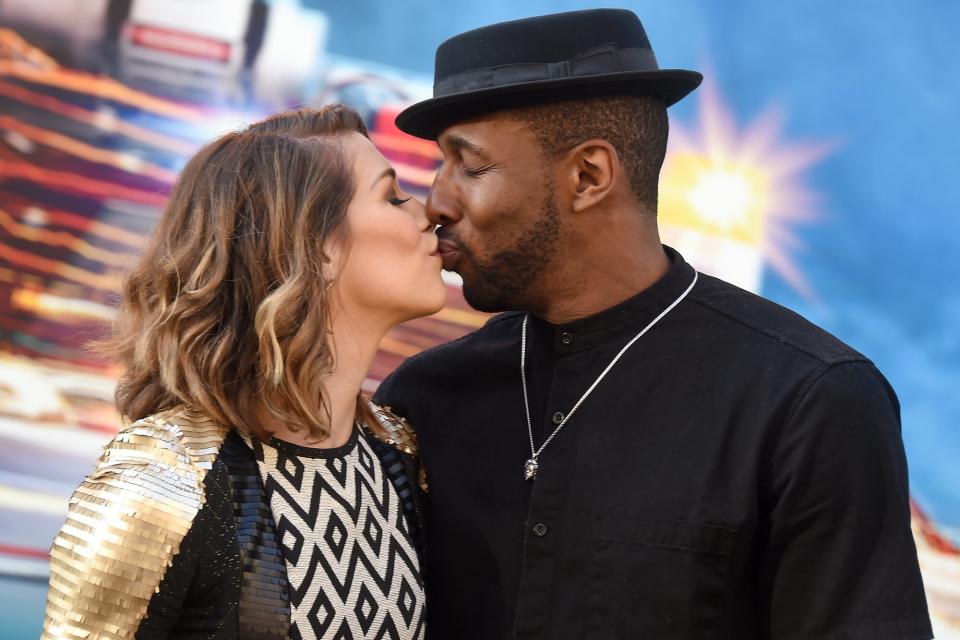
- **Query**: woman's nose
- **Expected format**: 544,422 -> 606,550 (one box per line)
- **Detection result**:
408,196 -> 432,232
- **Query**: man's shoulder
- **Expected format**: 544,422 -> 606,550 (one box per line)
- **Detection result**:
373,311 -> 523,410
389,310 -> 524,377
690,272 -> 868,368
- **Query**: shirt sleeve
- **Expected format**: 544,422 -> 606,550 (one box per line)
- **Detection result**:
134,497 -> 209,637
41,426 -> 208,640
759,360 -> 933,640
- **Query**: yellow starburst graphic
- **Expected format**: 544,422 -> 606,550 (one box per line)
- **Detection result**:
659,75 -> 836,298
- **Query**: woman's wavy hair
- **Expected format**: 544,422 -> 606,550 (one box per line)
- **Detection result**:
108,105 -> 375,441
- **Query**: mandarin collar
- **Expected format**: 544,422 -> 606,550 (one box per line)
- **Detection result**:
527,246 -> 696,355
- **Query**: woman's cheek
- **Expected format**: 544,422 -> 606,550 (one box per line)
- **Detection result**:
365,224 -> 411,284
353,209 -> 425,286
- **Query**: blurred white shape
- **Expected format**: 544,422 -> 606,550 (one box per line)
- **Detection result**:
441,271 -> 464,288
0,554 -> 49,581
687,168 -> 755,230
912,506 -> 960,635
660,226 -> 763,293
0,356 -> 66,421
0,484 -> 66,516
92,105 -> 119,131
11,289 -> 115,322
118,0 -> 253,101
0,355 -> 120,434
128,0 -> 252,44
21,207 -> 48,227
252,0 -> 328,105
4,130 -> 34,154
117,151 -> 144,172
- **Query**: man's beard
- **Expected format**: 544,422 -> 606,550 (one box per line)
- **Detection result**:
452,189 -> 561,313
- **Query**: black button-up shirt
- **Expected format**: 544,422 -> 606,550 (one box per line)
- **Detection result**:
374,247 -> 931,640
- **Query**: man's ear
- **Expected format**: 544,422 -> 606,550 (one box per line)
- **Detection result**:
563,138 -> 619,213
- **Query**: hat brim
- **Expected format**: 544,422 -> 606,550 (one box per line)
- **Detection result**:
396,69 -> 703,140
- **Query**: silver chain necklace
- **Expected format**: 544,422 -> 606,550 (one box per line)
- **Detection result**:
521,271 -> 699,481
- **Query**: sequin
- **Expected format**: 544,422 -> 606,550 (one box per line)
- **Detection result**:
369,403 -> 428,493
219,430 -> 290,638
370,403 -> 418,455
41,407 -> 229,640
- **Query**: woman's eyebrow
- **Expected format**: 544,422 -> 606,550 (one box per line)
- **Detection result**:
371,167 -> 397,188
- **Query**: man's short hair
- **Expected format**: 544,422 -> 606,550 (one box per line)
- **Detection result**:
513,94 -> 668,211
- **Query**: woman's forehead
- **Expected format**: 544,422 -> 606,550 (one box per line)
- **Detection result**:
341,132 -> 391,182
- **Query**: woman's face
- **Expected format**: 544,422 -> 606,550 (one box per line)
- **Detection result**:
333,132 -> 447,327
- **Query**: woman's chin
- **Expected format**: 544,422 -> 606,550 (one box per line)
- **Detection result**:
420,289 -> 449,318
407,285 -> 449,321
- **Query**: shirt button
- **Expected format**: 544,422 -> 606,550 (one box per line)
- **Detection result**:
551,411 -> 565,425
560,332 -> 574,345
532,523 -> 548,537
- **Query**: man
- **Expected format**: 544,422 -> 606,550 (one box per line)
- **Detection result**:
374,9 -> 932,640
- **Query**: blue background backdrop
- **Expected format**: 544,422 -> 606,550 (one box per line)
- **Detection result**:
310,0 -> 960,529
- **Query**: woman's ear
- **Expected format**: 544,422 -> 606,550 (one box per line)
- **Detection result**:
320,237 -> 344,289
564,138 -> 619,213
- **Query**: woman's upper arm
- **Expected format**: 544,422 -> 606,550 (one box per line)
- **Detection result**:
41,425 -> 209,640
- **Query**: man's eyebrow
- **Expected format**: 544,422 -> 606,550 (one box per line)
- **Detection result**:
371,167 -> 396,188
443,133 -> 488,158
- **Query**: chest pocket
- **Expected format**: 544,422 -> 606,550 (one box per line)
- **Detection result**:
586,513 -> 738,640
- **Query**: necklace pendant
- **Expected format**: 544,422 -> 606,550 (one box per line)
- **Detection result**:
524,458 -> 539,481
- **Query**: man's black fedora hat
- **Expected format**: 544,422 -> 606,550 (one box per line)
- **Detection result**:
396,8 -> 703,140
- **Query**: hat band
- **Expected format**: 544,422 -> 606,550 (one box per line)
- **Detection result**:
434,44 -> 659,96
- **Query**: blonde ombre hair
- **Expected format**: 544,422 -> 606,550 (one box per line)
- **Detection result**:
109,105 -> 374,441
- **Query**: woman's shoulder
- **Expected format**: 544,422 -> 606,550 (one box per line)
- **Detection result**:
42,406 -> 231,639
104,405 -> 232,473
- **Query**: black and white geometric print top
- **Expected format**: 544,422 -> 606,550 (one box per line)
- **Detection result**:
246,427 -> 426,640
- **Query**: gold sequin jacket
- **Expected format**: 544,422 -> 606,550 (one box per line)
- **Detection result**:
40,404 -> 425,640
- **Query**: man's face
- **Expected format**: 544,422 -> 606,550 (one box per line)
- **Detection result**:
428,112 -> 561,312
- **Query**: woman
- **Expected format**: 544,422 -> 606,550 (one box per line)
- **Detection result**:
40,105 -> 446,640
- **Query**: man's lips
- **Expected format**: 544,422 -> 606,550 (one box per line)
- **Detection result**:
436,239 -> 461,270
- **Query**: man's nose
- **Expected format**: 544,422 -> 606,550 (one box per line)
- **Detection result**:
426,171 -> 461,226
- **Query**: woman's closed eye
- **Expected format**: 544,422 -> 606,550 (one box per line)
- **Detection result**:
389,195 -> 413,206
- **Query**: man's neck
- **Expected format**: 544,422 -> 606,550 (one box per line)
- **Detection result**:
534,235 -> 670,325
